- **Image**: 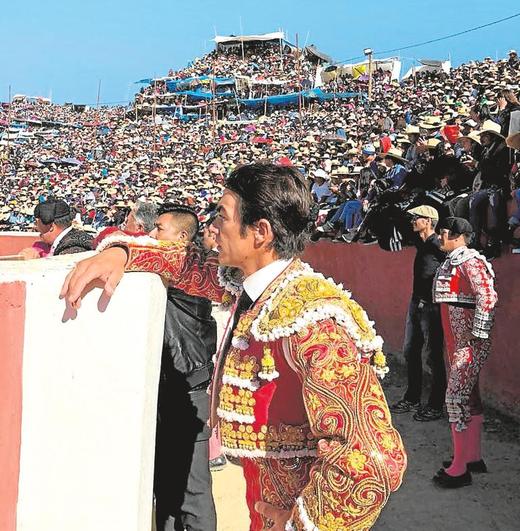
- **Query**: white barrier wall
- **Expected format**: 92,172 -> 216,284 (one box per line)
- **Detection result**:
0,253 -> 167,531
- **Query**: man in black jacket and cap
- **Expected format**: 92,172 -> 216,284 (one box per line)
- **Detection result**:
33,198 -> 93,256
390,205 -> 446,421
149,203 -> 218,531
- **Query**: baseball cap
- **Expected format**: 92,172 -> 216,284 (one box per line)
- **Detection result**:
362,143 -> 376,155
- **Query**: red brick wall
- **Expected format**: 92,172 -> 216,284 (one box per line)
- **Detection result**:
0,234 -> 39,257
0,282 -> 26,531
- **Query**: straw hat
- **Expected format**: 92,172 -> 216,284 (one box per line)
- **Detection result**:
458,130 -> 482,145
506,132 -> 520,150
418,116 -> 445,130
331,166 -> 351,176
478,120 -> 505,139
383,147 -> 407,163
405,125 -> 420,135
426,138 -> 441,150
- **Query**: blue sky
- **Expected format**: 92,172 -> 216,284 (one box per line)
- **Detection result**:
0,0 -> 518,104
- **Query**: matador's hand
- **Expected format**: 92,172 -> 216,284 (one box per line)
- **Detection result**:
60,247 -> 127,309
255,501 -> 291,530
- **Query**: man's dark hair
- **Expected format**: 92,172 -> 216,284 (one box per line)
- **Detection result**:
34,198 -> 75,229
225,163 -> 312,259
158,203 -> 199,242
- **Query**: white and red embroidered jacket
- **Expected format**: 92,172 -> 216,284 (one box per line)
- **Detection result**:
433,246 -> 498,339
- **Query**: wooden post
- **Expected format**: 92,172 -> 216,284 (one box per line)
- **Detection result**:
368,52 -> 373,101
4,85 -> 12,176
152,80 -> 157,153
211,72 -> 217,143
296,33 -> 303,136
239,17 -> 245,61
279,34 -> 283,72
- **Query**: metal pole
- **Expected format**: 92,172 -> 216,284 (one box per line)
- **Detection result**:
96,79 -> 101,108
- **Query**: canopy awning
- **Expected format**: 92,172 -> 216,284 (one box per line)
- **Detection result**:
214,32 -> 284,44
305,45 -> 332,64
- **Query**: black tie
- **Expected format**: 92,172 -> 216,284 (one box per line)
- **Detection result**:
232,290 -> 253,330
222,290 -> 253,355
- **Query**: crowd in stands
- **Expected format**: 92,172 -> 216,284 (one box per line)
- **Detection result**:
1,40 -> 520,258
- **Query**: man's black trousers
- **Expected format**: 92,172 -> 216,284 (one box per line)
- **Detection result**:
403,299 -> 447,410
154,386 -> 216,531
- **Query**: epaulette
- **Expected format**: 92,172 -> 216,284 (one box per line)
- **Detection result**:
250,267 -> 388,377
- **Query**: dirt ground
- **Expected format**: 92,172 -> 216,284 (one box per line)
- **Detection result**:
211,351 -> 520,531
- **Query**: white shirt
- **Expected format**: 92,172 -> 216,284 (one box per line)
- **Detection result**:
242,259 -> 292,303
49,225 -> 74,256
311,181 -> 331,201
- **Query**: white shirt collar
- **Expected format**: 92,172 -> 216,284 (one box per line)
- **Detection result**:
447,246 -> 467,260
49,225 -> 74,255
242,258 -> 292,303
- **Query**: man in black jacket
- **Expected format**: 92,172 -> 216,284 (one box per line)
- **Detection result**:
390,205 -> 447,421
149,204 -> 217,531
34,198 -> 93,256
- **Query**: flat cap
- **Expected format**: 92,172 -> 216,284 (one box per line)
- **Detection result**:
407,205 -> 439,220
438,216 -> 473,235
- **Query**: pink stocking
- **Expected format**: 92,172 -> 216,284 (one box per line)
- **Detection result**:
209,427 -> 222,461
445,423 -> 467,476
465,415 -> 483,463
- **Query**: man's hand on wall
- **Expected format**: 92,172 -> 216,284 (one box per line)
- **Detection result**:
60,247 -> 127,309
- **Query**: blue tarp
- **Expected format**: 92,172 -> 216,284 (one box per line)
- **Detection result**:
163,86 -> 365,107
238,92 -> 301,108
304,88 -> 364,100
238,89 -> 364,108
173,90 -> 216,101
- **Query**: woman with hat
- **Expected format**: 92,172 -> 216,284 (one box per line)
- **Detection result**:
496,89 -> 520,136
468,120 -> 512,258
382,148 -> 409,189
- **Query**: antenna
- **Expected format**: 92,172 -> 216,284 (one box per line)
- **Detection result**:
303,31 -> 310,49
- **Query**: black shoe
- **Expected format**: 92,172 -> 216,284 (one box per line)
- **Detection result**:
413,406 -> 443,422
390,399 -> 421,413
433,468 -> 472,488
441,458 -> 487,473
209,455 -> 227,471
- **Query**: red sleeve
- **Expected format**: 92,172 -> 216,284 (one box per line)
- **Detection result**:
123,239 -> 225,302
